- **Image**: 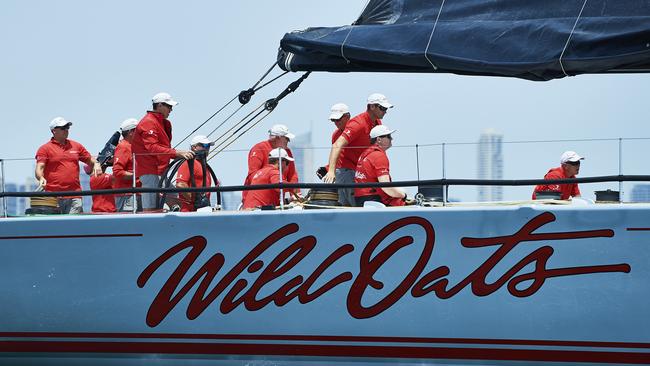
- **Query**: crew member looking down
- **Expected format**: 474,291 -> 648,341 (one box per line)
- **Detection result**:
533,150 -> 584,200
242,148 -> 295,209
132,92 -> 194,210
113,118 -> 141,212
317,103 -> 351,181
243,124 -> 301,203
35,117 -> 101,214
176,135 -> 215,212
323,93 -> 393,206
354,125 -> 406,207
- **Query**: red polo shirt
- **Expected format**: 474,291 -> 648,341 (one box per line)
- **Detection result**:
242,164 -> 288,209
339,111 -> 382,170
35,138 -> 92,196
243,140 -> 298,201
177,159 -> 213,212
112,139 -> 139,189
131,111 -> 176,177
90,173 -> 116,213
532,166 -> 581,200
354,145 -> 404,206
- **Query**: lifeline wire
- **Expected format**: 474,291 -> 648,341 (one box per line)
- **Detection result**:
174,95 -> 238,148
559,0 -> 588,77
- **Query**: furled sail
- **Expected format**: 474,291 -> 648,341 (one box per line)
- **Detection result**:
278,0 -> 650,81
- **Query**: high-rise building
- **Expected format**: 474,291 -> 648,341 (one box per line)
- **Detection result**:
630,184 -> 650,202
291,131 -> 315,185
477,129 -> 503,202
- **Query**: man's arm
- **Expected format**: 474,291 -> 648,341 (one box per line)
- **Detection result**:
323,135 -> 349,183
377,175 -> 406,199
35,162 -> 46,187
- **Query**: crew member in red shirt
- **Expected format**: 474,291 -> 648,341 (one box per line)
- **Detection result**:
323,93 -> 394,206
85,164 -> 115,213
113,118 -> 141,212
242,124 -> 301,203
131,92 -> 194,210
317,103 -> 351,180
242,148 -> 295,209
533,151 -> 584,200
35,117 -> 101,214
176,135 -> 215,212
354,125 -> 406,207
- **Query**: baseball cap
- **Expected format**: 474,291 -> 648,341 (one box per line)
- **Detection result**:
119,118 -> 139,132
49,117 -> 73,130
329,103 -> 350,120
190,135 -> 215,146
152,92 -> 178,106
268,124 -> 295,140
367,93 -> 393,109
370,125 -> 397,139
268,148 -> 294,161
560,151 -> 584,164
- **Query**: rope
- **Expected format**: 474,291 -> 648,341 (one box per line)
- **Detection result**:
174,95 -> 238,148
559,0 -> 588,77
424,0 -> 446,70
340,26 -> 354,64
175,62 -> 281,148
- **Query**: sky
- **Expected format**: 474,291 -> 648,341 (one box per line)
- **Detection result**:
1,0 -> 649,202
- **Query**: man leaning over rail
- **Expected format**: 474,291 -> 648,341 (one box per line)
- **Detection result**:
131,92 -> 194,210
242,148 -> 295,210
354,125 -> 406,207
35,117 -> 102,214
532,150 -> 584,200
323,93 -> 393,206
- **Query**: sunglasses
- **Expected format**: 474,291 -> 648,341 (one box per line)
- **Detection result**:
200,143 -> 211,149
376,105 -> 388,112
565,161 -> 581,166
56,125 -> 70,131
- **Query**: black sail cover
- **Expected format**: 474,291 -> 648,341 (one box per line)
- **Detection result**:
278,0 -> 650,81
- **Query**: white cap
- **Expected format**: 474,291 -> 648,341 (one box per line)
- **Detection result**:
268,148 -> 294,161
190,135 -> 215,146
367,93 -> 393,109
152,92 -> 178,106
119,118 -> 139,132
49,117 -> 72,130
269,124 -> 295,140
370,125 -> 397,139
560,151 -> 585,164
329,103 -> 350,120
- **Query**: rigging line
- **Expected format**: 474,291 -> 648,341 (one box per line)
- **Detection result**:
424,0 -> 446,70
253,71 -> 289,92
559,0 -> 588,77
174,95 -> 239,148
208,102 -> 265,151
205,103 -> 249,140
251,62 -> 279,90
208,110 -> 273,162
207,105 -> 268,160
206,72 -> 287,142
